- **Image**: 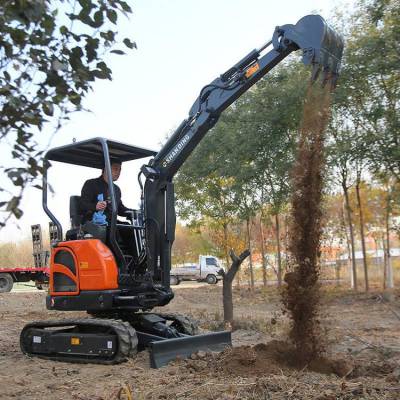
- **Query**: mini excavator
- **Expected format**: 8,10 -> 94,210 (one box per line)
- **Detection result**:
20,15 -> 343,368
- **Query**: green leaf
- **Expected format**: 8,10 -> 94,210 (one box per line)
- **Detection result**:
100,30 -> 115,41
110,49 -> 125,55
13,207 -> 24,219
4,42 -> 13,57
70,47 -> 84,71
69,92 -> 82,105
123,38 -> 137,49
93,10 -> 104,27
42,15 -> 55,34
85,37 -> 99,62
93,69 -> 109,79
118,1 -> 132,13
42,102 -> 54,116
107,9 -> 118,24
10,29 -> 27,45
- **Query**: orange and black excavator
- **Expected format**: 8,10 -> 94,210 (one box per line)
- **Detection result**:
20,15 -> 343,368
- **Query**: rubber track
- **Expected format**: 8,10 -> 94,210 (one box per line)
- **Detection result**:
87,311 -> 199,335
20,318 -> 138,365
155,313 -> 199,335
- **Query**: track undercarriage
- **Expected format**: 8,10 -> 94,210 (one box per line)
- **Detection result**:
20,313 -> 231,368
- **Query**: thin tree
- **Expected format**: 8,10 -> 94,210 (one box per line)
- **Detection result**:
259,210 -> 268,287
383,179 -> 394,289
342,178 -> 357,290
355,168 -> 369,291
221,249 -> 250,325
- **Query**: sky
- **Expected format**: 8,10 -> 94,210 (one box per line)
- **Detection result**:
0,0 -> 354,243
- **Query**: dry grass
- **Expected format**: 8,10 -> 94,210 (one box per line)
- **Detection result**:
0,286 -> 399,399
128,365 -> 399,399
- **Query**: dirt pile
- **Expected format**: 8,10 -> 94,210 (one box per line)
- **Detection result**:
180,340 -> 354,378
282,82 -> 333,363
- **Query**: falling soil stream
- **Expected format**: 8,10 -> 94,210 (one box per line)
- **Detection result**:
282,82 -> 333,364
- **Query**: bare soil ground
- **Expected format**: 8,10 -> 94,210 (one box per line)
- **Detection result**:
0,283 -> 399,399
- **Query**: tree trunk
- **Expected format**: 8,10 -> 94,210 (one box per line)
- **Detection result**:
222,279 -> 234,323
222,249 -> 250,324
335,260 -> 341,285
246,218 -> 254,290
222,222 -> 238,289
274,213 -> 282,287
259,216 -> 267,287
371,236 -> 380,267
385,204 -> 394,289
382,235 -> 387,289
223,222 -> 230,271
284,213 -> 290,268
355,176 -> 369,291
342,204 -> 353,287
343,185 -> 357,290
337,207 -> 348,287
345,234 -> 353,288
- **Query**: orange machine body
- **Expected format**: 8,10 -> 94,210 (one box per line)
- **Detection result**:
49,239 -> 118,296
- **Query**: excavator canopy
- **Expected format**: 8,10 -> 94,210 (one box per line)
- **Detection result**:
45,138 -> 156,169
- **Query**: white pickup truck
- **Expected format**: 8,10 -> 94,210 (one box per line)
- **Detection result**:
170,255 -> 223,285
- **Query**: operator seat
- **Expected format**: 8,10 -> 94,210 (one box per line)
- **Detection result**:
65,196 -> 140,266
70,195 -> 83,229
66,195 -> 107,242
65,196 -> 83,240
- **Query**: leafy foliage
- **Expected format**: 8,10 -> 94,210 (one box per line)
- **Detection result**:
175,63 -> 308,261
0,0 -> 135,226
337,0 -> 400,178
172,223 -> 215,265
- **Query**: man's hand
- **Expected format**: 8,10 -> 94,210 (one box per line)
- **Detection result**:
96,201 -> 107,211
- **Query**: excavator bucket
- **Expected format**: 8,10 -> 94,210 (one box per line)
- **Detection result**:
273,15 -> 344,82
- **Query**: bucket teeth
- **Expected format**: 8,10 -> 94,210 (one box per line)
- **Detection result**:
310,66 -> 338,88
311,64 -> 321,82
321,68 -> 333,87
330,73 -> 339,88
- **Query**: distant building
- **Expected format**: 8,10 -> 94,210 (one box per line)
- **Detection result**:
339,248 -> 400,260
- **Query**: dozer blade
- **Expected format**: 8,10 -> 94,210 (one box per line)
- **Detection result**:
273,14 -> 344,79
146,330 -> 232,369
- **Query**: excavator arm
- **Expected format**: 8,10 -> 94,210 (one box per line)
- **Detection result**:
144,15 -> 343,181
141,15 -> 343,286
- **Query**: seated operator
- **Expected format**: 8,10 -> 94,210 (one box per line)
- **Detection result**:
80,161 -> 132,224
